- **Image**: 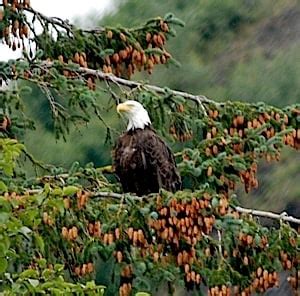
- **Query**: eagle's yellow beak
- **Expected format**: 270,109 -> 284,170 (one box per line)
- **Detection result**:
117,102 -> 132,113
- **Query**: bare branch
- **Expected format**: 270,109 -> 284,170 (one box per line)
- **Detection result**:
235,206 -> 300,225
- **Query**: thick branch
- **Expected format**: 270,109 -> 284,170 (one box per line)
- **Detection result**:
26,189 -> 144,201
235,206 -> 300,225
24,188 -> 300,224
40,61 -> 217,107
85,66 -> 215,106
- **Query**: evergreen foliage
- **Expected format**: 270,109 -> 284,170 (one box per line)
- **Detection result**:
0,1 -> 299,295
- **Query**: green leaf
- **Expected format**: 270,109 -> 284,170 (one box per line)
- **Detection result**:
63,185 -> 79,196
52,188 -> 62,196
164,13 -> 174,21
134,261 -> 147,275
0,181 -> 8,193
233,162 -> 247,172
69,161 -> 80,174
2,164 -> 13,177
28,278 -> 40,287
35,234 -> 45,254
144,48 -> 164,55
272,258 -> 282,270
254,234 -> 261,246
44,183 -> 51,195
19,209 -> 39,227
19,226 -> 32,239
0,236 -> 10,256
54,264 -> 64,272
214,220 -> 222,230
42,268 -> 53,280
19,269 -> 39,279
0,258 -> 8,273
0,212 -> 10,224
136,293 -> 151,296
168,17 -> 185,27
85,281 -> 96,289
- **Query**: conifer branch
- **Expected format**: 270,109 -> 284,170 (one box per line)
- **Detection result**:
235,206 -> 300,225
82,65 -> 216,106
35,165 -> 114,182
24,188 -> 300,224
23,149 -> 53,171
40,61 -> 217,108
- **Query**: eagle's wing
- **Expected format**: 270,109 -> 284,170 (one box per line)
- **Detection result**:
143,128 -> 182,193
114,128 -> 181,195
113,132 -> 136,193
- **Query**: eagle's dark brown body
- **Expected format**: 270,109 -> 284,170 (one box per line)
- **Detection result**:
114,126 -> 181,196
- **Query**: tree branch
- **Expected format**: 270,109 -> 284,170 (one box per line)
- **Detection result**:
26,189 -> 143,202
40,61 -> 217,108
235,206 -> 300,225
0,4 -> 75,33
36,165 -> 114,182
24,6 -> 75,33
93,191 -> 124,200
85,66 -> 215,106
23,149 -> 53,171
23,188 -> 300,224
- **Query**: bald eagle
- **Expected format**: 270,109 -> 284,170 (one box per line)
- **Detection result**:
114,100 -> 181,196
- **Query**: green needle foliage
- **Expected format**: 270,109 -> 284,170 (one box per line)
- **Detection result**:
0,1 -> 299,295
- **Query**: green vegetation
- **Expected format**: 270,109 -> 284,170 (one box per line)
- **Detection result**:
21,0 -> 299,212
0,0 -> 299,295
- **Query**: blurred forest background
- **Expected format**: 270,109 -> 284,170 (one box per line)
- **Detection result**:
22,0 -> 300,214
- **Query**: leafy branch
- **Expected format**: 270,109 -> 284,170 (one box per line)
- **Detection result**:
20,188 -> 300,225
0,2 -> 299,295
43,60 -> 213,108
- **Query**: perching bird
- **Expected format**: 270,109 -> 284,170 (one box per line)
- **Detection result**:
113,100 -> 181,196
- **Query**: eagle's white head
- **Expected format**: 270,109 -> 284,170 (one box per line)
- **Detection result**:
117,100 -> 151,131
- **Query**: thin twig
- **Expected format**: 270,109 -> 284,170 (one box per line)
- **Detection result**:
25,7 -> 74,33
23,149 -> 53,171
235,206 -> 300,225
40,84 -> 59,117
36,165 -> 114,182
